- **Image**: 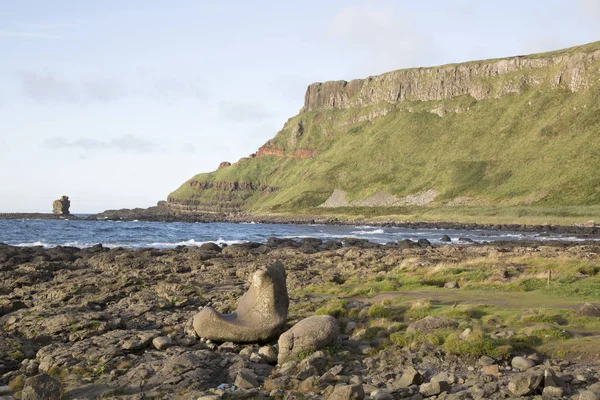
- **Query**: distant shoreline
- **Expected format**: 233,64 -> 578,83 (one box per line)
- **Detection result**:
1,211 -> 600,237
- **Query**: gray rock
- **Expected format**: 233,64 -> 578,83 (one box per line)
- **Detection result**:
152,336 -> 172,350
193,262 -> 289,343
258,345 -> 277,363
199,242 -> 222,253
396,366 -> 424,388
589,383 -> 600,394
507,372 -> 543,396
21,374 -> 62,400
234,369 -> 259,389
578,303 -> 600,317
278,315 -> 339,364
444,281 -> 460,289
420,381 -> 452,397
579,390 -> 600,400
327,384 -> 365,400
542,386 -> 564,398
511,356 -> 536,371
407,316 -> 458,333
439,235 -> 452,242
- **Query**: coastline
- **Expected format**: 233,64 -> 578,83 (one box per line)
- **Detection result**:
2,209 -> 600,237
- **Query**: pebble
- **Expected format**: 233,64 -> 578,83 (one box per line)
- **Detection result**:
512,356 -> 536,371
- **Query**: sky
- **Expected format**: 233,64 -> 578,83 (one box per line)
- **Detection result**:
1,0 -> 599,213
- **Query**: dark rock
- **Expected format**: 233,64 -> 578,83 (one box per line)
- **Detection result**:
199,242 -> 222,253
578,303 -> 600,317
439,235 -> 452,242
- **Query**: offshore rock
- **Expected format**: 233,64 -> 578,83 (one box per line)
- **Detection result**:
278,315 -> 339,364
193,262 -> 289,343
51,196 -> 70,215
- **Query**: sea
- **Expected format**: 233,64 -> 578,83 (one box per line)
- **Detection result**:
0,217 -> 591,249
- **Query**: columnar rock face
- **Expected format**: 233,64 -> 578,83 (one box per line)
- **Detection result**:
167,41 -> 600,214
193,262 -> 289,343
52,196 -> 70,215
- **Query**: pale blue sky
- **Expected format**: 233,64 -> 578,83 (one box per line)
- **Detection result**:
1,0 -> 599,212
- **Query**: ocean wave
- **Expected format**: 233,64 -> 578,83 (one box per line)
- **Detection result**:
15,240 -> 49,247
351,228 -> 385,235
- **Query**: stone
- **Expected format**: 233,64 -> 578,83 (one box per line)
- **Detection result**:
234,369 -> 259,389
193,262 -> 289,343
407,316 -> 459,333
21,374 -> 62,400
278,315 -> 339,364
396,366 -> 423,388
152,336 -> 172,350
545,366 -> 564,388
199,242 -> 222,252
507,372 -> 543,396
444,281 -> 460,289
543,386 -> 564,398
578,390 -> 600,400
258,345 -> 278,363
578,303 -> 600,317
512,356 -> 536,371
52,196 -> 70,215
589,383 -> 600,393
370,390 -> 393,400
459,328 -> 471,340
327,384 -> 365,400
478,355 -> 495,366
218,161 -> 232,169
420,381 -> 452,397
482,365 -> 500,376
440,235 -> 452,242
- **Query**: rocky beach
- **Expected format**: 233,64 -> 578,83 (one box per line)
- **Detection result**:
1,238 -> 600,399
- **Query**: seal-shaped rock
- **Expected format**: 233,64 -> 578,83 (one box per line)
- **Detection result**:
278,315 -> 339,364
193,261 -> 288,343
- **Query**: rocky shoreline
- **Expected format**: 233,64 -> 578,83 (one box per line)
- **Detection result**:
1,238 -> 600,399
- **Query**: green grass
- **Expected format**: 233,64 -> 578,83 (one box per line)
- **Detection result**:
168,41 -> 600,223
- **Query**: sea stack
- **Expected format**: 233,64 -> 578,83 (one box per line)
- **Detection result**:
52,196 -> 71,215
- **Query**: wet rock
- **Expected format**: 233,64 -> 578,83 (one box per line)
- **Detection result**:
440,235 -> 452,242
199,242 -> 222,253
407,316 -> 459,333
512,356 -> 536,371
21,373 -> 62,400
193,262 -> 289,343
327,384 -> 365,400
278,315 -> 339,364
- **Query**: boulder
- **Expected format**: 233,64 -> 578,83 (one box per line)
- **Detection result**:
152,336 -> 172,350
21,374 -> 62,400
439,235 -> 452,242
327,384 -> 365,400
578,303 -> 600,317
420,381 -> 451,397
507,372 -> 543,396
199,242 -> 222,253
444,281 -> 460,289
579,390 -> 600,400
512,356 -> 536,371
52,196 -> 70,215
218,161 -> 232,169
278,315 -> 339,364
193,262 -> 289,343
395,366 -> 423,388
407,316 -> 458,333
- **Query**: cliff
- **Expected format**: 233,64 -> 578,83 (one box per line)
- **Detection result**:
168,41 -> 600,214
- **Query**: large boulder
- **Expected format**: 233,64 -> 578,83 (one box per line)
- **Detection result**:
52,196 -> 70,215
578,303 -> 600,317
21,373 -> 62,400
193,262 -> 289,343
278,315 -> 339,364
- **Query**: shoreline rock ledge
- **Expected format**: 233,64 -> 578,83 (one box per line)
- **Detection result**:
193,261 -> 289,343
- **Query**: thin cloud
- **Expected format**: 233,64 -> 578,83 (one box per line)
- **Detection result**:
181,143 -> 196,153
155,79 -> 205,103
42,135 -> 159,153
218,101 -> 270,122
0,31 -> 59,39
327,4 -> 435,73
17,71 -> 77,103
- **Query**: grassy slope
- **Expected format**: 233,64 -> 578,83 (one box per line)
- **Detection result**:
169,42 -> 600,222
